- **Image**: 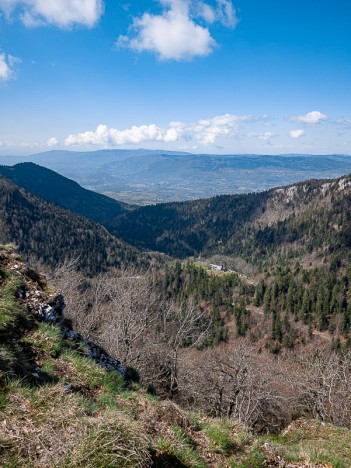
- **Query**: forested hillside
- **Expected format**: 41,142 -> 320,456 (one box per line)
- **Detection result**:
0,175 -> 145,274
112,174 -> 351,266
4,163 -> 351,273
3,163 -> 351,349
110,191 -> 270,257
106,174 -> 351,351
0,163 -> 130,225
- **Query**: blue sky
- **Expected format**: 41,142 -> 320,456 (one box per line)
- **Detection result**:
0,0 -> 350,155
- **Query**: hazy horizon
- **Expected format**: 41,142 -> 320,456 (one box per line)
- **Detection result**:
1,148 -> 351,158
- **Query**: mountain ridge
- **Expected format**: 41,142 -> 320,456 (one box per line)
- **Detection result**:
1,150 -> 351,204
0,162 -> 131,225
110,172 -> 351,265
2,160 -> 351,271
0,173 -> 147,274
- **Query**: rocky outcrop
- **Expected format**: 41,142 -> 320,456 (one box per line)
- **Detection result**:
33,292 -> 126,376
3,249 -> 126,377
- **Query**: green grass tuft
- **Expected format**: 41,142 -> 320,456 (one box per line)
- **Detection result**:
61,351 -> 107,389
204,420 -> 242,456
153,427 -> 206,468
0,276 -> 28,335
25,322 -> 65,357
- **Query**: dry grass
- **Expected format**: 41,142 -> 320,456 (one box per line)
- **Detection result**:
65,413 -> 151,467
0,384 -> 150,467
0,384 -> 89,466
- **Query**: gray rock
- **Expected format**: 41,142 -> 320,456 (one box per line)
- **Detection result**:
34,293 -> 126,377
63,384 -> 73,393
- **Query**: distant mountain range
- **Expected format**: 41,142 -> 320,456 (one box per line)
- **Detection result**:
1,150 -> 351,204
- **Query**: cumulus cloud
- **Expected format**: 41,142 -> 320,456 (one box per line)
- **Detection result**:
64,114 -> 260,148
290,129 -> 305,139
65,123 -> 181,147
0,52 -> 20,81
291,110 -> 328,125
47,137 -> 58,147
0,0 -> 104,28
118,1 -> 215,61
117,0 -> 237,61
191,114 -> 247,144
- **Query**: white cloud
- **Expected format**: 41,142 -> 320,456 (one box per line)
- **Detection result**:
0,140 -> 39,148
0,0 -> 104,28
247,131 -> 275,143
65,123 -> 181,147
216,0 -> 237,27
118,0 -> 237,61
47,137 -> 58,147
118,1 -> 215,61
194,1 -> 237,27
291,110 -> 328,125
192,114 -> 246,144
0,136 -> 61,150
196,2 -> 216,23
0,52 -> 20,81
64,114 -> 261,148
0,53 -> 13,81
290,129 -> 305,139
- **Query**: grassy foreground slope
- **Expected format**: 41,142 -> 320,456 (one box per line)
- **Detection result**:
0,245 -> 350,467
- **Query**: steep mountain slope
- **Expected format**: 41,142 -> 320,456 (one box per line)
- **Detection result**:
0,175 -> 145,274
112,174 -> 351,265
1,245 -> 350,467
225,175 -> 351,264
0,163 -> 130,225
108,174 -> 351,349
110,191 -> 270,258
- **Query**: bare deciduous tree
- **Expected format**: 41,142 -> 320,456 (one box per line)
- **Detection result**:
97,269 -> 159,366
296,349 -> 351,428
179,342 -> 297,432
46,260 -> 351,432
155,297 -> 211,398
